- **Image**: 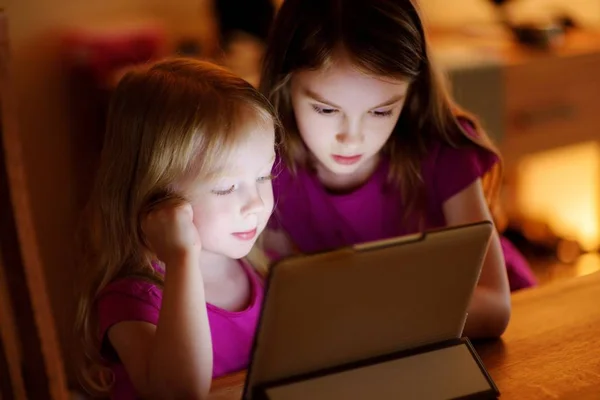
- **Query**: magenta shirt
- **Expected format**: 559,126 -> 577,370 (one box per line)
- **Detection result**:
96,259 -> 263,399
269,131 -> 536,291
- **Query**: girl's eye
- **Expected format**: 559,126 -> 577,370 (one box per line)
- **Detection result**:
311,104 -> 338,115
257,174 -> 274,183
211,185 -> 236,196
370,109 -> 394,117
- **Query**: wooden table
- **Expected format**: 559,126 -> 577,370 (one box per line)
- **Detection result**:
475,271 -> 600,399
208,272 -> 600,399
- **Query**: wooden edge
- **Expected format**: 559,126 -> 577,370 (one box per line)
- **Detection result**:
0,11 -> 69,399
209,371 -> 247,399
0,248 -> 27,400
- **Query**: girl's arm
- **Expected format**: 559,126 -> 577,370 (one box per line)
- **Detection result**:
108,258 -> 212,399
442,178 -> 511,339
108,204 -> 212,399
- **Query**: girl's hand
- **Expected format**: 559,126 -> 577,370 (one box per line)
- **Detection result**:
142,201 -> 201,265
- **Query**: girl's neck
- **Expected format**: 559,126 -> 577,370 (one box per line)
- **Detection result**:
198,250 -> 240,282
314,153 -> 381,193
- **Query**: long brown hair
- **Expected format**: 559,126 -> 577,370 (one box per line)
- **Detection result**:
260,0 -> 501,214
74,58 -> 279,395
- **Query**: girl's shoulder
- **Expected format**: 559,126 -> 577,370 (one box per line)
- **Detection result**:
422,118 -> 498,203
95,276 -> 163,357
98,276 -> 162,302
98,262 -> 164,301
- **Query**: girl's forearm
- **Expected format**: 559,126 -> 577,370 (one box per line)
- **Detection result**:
148,253 -> 213,399
464,286 -> 511,339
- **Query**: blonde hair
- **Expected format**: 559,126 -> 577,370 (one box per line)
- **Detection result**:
74,58 -> 279,395
260,0 -> 501,217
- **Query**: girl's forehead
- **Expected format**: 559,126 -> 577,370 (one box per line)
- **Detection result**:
292,64 -> 409,108
210,125 -> 276,176
294,53 -> 409,88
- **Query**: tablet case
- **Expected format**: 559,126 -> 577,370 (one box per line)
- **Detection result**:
244,221 -> 499,399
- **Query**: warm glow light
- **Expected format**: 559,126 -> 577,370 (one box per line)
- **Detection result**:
575,253 -> 600,277
516,141 -> 600,251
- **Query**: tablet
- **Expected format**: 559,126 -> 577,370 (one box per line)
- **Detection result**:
244,221 -> 494,399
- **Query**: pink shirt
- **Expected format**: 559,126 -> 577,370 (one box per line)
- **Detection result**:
269,140 -> 493,248
269,122 -> 535,291
96,259 -> 263,399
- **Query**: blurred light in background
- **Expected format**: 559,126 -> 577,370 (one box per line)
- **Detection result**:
516,141 -> 600,251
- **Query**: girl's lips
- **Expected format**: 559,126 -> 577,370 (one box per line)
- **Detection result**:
232,228 -> 257,240
332,154 -> 363,165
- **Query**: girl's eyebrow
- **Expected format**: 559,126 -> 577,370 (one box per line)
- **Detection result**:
303,88 -> 341,108
303,87 -> 405,109
371,94 -> 406,109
